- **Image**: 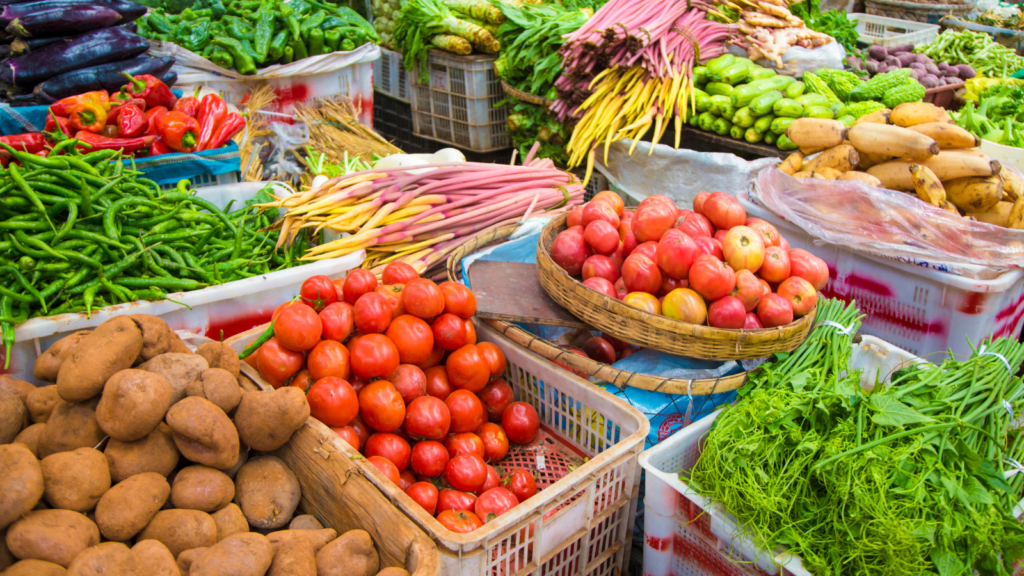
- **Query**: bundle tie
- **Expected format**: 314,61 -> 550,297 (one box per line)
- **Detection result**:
978,344 -> 1012,376
818,320 -> 855,336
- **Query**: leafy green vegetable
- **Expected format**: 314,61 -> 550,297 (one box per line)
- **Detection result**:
953,84 -> 1024,148
506,99 -> 568,165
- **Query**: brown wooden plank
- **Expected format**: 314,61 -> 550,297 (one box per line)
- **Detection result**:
677,125 -> 787,159
468,260 -> 590,329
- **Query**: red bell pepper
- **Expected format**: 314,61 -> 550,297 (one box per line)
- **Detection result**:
117,104 -> 147,138
44,113 -> 73,140
74,131 -> 156,154
50,91 -> 110,133
100,124 -> 119,138
0,133 -> 47,154
150,139 -> 172,156
121,72 -> 176,110
144,106 -> 169,136
204,112 -> 246,150
108,98 -> 147,123
195,93 -> 227,151
154,111 -> 200,152
173,88 -> 202,117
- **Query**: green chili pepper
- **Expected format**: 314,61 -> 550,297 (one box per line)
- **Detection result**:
307,27 -> 324,55
239,321 -> 274,359
0,296 -> 13,368
212,37 -> 258,75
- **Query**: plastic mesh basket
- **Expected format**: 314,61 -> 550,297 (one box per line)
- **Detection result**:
848,13 -> 939,47
374,46 -> 410,102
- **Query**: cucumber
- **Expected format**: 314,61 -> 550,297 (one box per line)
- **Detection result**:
705,54 -> 735,75
730,124 -> 744,139
764,131 -> 777,145
749,89 -> 783,116
718,102 -> 736,121
693,66 -> 708,86
837,114 -> 856,127
754,114 -> 775,133
694,89 -> 710,112
784,81 -> 805,99
804,105 -> 835,119
731,76 -> 795,107
733,57 -> 755,67
698,111 -> 716,132
721,63 -> 749,85
705,82 -> 734,97
773,98 -> 804,118
733,106 -> 756,128
744,127 -> 763,143
712,117 -> 732,136
776,134 -> 798,150
770,116 -> 795,135
708,94 -> 731,115
796,93 -> 829,108
688,113 -> 701,127
748,66 -> 776,80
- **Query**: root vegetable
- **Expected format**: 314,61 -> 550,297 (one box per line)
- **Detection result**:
267,530 -> 337,555
0,444 -> 43,531
139,353 -> 209,405
37,397 -> 103,459
195,343 -> 240,379
315,530 -> 378,576
33,331 -> 90,383
104,422 -> 179,482
56,316 -> 142,403
65,542 -> 135,576
129,540 -> 178,576
210,504 -> 248,542
889,102 -> 951,127
2,559 -> 67,575
14,423 -> 45,457
0,392 -> 26,445
25,386 -> 60,424
234,456 -> 301,530
137,510 -> 216,559
96,369 -> 173,442
40,448 -> 110,512
268,536 -> 315,576
778,152 -> 803,175
189,533 -> 273,576
185,369 -> 241,415
5,509 -> 99,567
94,473 -> 170,542
165,397 -> 239,471
170,466 -> 235,513
233,388 -> 309,452
129,316 -> 178,363
785,119 -> 846,149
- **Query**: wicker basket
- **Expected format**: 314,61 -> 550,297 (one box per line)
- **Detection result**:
445,221 -> 749,395
536,215 -> 816,360
864,0 -> 974,24
499,78 -> 555,107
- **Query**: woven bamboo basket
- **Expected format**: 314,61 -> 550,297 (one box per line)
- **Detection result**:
499,79 -> 555,107
536,215 -> 816,360
864,0 -> 973,24
445,221 -> 749,396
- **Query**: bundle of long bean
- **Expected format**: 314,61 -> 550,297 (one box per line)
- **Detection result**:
915,29 -> 1024,78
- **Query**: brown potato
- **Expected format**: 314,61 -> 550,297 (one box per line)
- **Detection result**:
268,536 -> 315,576
234,456 -> 300,530
288,515 -> 323,531
37,398 -> 103,459
57,317 -> 142,403
210,504 -> 248,542
1,528 -> 12,570
40,448 -> 110,512
174,547 -> 206,575
196,342 -> 241,379
376,569 -> 411,576
0,376 -> 34,406
65,542 -> 135,576
104,422 -> 179,483
224,444 -> 249,480
2,559 -> 67,575
165,397 -> 238,470
128,540 -> 179,576
94,473 -> 169,542
0,444 -> 43,531
185,369 -> 241,415
166,336 -> 192,355
170,466 -> 234,512
234,388 -> 309,452
34,331 -> 91,383
138,354 -> 208,404
137,510 -> 216,559
129,316 -> 177,363
13,424 -> 45,457
25,386 -> 60,424
6,509 -> 99,567
315,531 -> 378,576
267,530 -> 336,555
0,393 -> 26,445
189,533 -> 273,576
95,370 -> 172,442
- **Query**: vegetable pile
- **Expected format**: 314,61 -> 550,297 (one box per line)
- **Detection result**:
705,0 -> 833,67
244,269 -> 543,533
371,0 -> 400,48
915,29 -> 1024,78
848,43 -> 975,89
394,0 -> 503,83
955,84 -> 1024,149
968,5 -> 1024,32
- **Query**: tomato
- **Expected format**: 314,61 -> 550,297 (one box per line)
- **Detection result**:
478,379 -> 514,422
445,453 -> 488,493
404,396 -> 451,439
436,510 -> 483,533
376,284 -> 406,319
399,470 -> 416,492
243,349 -> 259,369
446,344 -> 489,393
349,376 -> 369,394
402,278 -> 445,319
406,482 -> 438,515
387,364 -> 426,404
439,281 -> 477,319
274,303 -> 322,352
300,275 -> 338,312
358,380 -> 406,432
385,315 -> 434,365
475,488 -> 519,523
342,269 -> 379,305
444,432 -> 485,460
411,440 -> 449,477
383,262 -> 419,285
425,366 -> 453,401
331,426 -> 361,450
349,414 -> 372,449
431,314 -> 467,351
505,469 -> 538,503
307,340 -> 351,381
350,334 -> 400,379
319,302 -> 354,343
502,402 -> 540,445
437,489 -> 477,515
332,277 -> 345,297
354,292 -> 392,334
256,337 -> 304,387
475,342 -> 506,378
345,332 -> 364,355
365,432 -> 412,471
475,422 -> 509,463
272,300 -> 303,322
464,318 -> 477,345
416,345 -> 445,371
307,376 -> 358,427
445,390 -> 487,433
475,465 -> 500,496
367,455 -> 401,485
288,369 -> 312,393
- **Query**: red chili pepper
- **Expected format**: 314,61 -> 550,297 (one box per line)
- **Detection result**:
111,87 -> 131,104
173,90 -> 201,117
144,106 -> 169,136
0,133 -> 47,154
108,97 -> 147,123
50,91 -> 110,134
195,93 -> 228,151
74,131 -> 156,154
154,111 -> 200,153
117,104 -> 147,138
44,113 -> 73,140
121,71 -> 176,110
150,139 -> 172,156
204,112 -> 246,151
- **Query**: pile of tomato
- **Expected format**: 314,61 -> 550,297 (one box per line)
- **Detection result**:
244,263 -> 543,534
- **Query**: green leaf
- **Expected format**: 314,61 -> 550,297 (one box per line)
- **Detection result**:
961,476 -> 994,505
789,372 -> 808,392
868,394 -> 934,427
931,547 -> 966,576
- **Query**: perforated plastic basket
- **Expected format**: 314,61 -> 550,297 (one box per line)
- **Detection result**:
848,13 -> 939,47
374,46 -> 410,103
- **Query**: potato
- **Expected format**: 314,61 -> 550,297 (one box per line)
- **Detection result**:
40,448 -> 110,512
189,533 -> 273,576
267,530 -> 337,556
34,331 -> 91,383
376,569 -> 411,576
137,510 -> 216,559
165,397 -> 239,470
167,337 -> 192,355
288,516 -> 323,531
0,528 -> 12,570
268,535 -> 315,576
0,393 -> 26,445
210,504 -> 248,542
26,386 -> 60,425
170,466 -> 234,512
234,457 -> 301,530
315,531 -> 378,576
104,423 -> 179,483
5,509 -> 99,567
37,398 -> 103,459
196,342 -> 241,379
185,369 -> 241,415
174,547 -> 206,574
2,559 -> 67,575
139,354 -> 208,405
66,542 -> 135,576
129,316 -> 177,363
95,473 -> 169,542
13,424 -> 45,458
128,540 -> 179,576
234,388 -> 309,452
95,370 -> 172,442
0,376 -> 34,406
57,317 -> 143,403
225,444 -> 249,480
0,444 -> 44,530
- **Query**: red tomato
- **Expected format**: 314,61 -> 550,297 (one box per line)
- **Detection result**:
274,303 -> 322,352
505,469 -> 538,502
307,376 -> 358,427
387,364 -> 426,404
385,315 -> 435,365
367,455 -> 400,485
437,489 -> 477,515
402,278 -> 445,319
345,332 -> 364,355
349,414 -> 372,449
464,318 -> 477,345
406,482 -> 438,515
383,262 -> 419,285
307,340 -> 351,381
349,376 -> 369,394
404,396 -> 451,440
445,390 -> 487,433
331,426 -> 361,450
425,366 -> 453,400
478,379 -> 514,422
431,314 -> 467,351
444,432 -> 485,460
272,300 -> 302,322
439,281 -> 477,319
411,440 -> 449,477
475,488 -> 519,523
446,344 -> 489,393
256,337 -> 304,387
502,402 -> 540,445
476,342 -> 506,377
288,369 -> 312,393
300,275 -> 338,312
332,277 -> 345,297
354,292 -> 392,334
350,334 -> 400,379
319,302 -> 355,343
475,465 -> 500,496
243,349 -> 259,369
416,346 -> 445,371
436,510 -> 483,533
399,470 -> 416,492
342,269 -> 379,305
476,422 -> 509,463
358,380 -> 406,432
446,453 -> 488,493
365,432 -> 412,470
376,284 -> 406,319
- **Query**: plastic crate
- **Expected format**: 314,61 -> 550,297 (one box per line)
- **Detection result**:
410,50 -> 511,152
848,13 -> 939,47
375,46 -> 410,103
574,169 -> 610,202
158,170 -> 240,190
943,16 -> 1024,56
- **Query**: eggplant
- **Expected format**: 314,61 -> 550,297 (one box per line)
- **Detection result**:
33,55 -> 174,102
9,35 -> 70,54
0,27 -> 149,88
0,0 -> 146,25
161,70 -> 177,88
120,20 -> 136,32
7,5 -> 122,38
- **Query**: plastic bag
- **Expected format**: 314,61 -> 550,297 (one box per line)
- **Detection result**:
778,41 -> 846,75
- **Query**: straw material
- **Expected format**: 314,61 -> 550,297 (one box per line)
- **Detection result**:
235,85 -> 277,182
500,79 -> 555,107
536,215 -> 815,361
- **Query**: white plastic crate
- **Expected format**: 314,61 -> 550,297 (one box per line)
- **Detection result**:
848,13 -> 939,47
158,170 -> 240,190
374,46 -> 410,103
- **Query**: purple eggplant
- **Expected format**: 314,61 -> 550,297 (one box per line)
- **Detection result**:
160,71 -> 176,88
0,27 -> 149,89
0,0 -> 146,25
10,35 -> 72,54
33,55 -> 174,102
6,5 -> 121,38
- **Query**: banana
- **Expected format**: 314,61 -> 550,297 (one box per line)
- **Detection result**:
945,175 -> 1003,213
793,170 -> 813,178
866,160 -> 915,191
848,123 -> 940,161
890,102 -> 952,127
950,147 -> 989,159
811,172 -> 831,179
924,151 -> 1001,181
999,166 -> 1023,201
812,167 -> 843,180
778,151 -> 804,176
940,201 -> 962,216
803,144 -> 860,173
909,164 -> 946,206
837,171 -> 883,187
785,118 -> 847,149
856,150 -> 893,170
1010,196 -> 1024,229
906,123 -> 979,149
967,200 -> 1014,227
855,109 -> 890,125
